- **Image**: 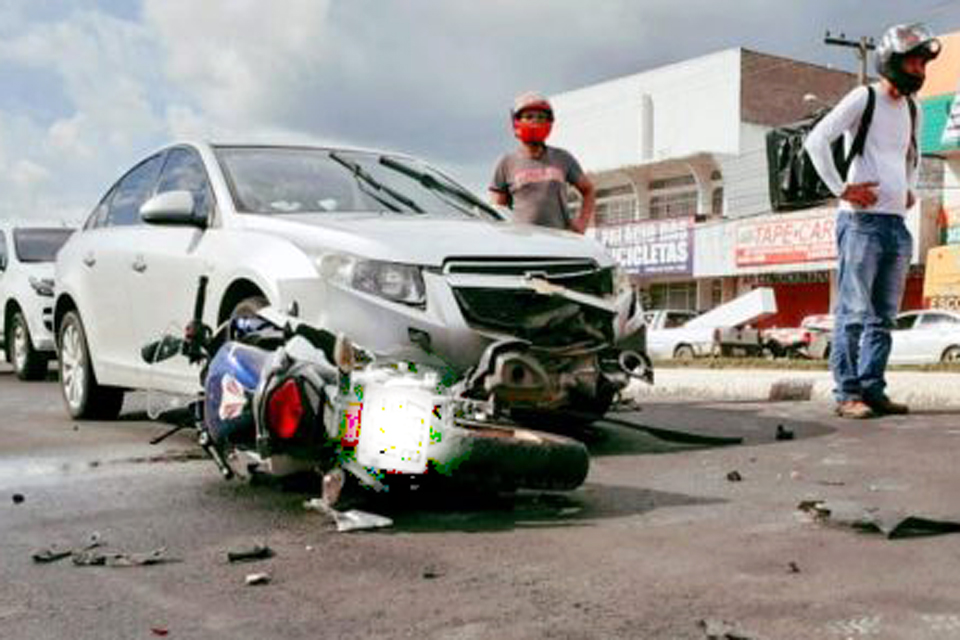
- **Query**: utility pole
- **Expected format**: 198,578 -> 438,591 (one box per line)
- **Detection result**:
824,31 -> 876,86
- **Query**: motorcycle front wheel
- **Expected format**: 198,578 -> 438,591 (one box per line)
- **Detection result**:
440,422 -> 589,492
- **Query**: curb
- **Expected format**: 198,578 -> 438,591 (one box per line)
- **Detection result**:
627,368 -> 960,411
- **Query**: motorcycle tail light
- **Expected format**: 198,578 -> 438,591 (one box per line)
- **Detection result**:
266,379 -> 304,439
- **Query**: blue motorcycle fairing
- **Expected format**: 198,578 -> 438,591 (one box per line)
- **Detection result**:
204,341 -> 270,446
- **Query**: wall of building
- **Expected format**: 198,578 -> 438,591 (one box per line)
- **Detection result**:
549,49 -> 743,172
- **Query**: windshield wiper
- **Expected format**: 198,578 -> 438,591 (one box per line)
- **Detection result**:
329,152 -> 423,214
379,156 -> 501,219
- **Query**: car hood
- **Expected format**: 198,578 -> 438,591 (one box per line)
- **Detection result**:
238,213 -> 614,267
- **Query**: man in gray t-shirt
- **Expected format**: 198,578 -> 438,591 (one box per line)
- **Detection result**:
489,92 -> 595,233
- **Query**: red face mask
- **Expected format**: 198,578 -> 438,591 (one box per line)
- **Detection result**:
513,119 -> 553,143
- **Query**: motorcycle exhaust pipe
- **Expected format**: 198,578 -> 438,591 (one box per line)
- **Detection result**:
618,350 -> 654,385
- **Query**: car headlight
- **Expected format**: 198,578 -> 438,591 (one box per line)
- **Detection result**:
318,254 -> 426,307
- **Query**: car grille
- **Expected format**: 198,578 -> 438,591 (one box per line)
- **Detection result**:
443,258 -> 612,296
445,259 -> 613,348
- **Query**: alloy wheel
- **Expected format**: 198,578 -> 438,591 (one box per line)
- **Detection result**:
60,321 -> 86,412
12,320 -> 28,373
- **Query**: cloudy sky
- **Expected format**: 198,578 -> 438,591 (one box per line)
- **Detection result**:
1,0 -> 959,222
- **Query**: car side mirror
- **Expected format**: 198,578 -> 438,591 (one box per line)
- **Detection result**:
140,190 -> 205,227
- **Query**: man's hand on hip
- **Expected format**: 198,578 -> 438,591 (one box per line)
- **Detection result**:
840,181 -> 879,209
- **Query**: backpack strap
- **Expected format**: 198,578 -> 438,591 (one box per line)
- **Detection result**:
841,86 -> 876,173
907,96 -> 919,169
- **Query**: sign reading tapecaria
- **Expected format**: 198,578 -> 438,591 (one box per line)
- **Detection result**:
736,210 -> 835,266
594,217 -> 693,275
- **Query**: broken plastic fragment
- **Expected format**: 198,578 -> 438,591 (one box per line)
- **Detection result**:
304,498 -> 393,532
245,572 -> 271,586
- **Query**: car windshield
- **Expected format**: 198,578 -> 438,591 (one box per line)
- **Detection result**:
215,146 -> 500,220
13,228 -> 74,263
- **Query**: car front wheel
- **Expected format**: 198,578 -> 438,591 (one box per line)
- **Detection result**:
11,311 -> 49,381
942,346 -> 960,363
58,310 -> 124,420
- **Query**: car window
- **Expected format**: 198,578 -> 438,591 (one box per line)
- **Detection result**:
918,312 -> 960,328
12,228 -> 75,263
895,314 -> 919,330
85,185 -> 116,230
106,154 -> 164,227
0,230 -> 7,270
664,312 -> 693,328
156,147 -> 215,219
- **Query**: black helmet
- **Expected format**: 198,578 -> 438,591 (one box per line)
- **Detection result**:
875,23 -> 941,95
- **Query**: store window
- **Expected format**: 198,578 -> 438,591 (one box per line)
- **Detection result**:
649,282 -> 697,310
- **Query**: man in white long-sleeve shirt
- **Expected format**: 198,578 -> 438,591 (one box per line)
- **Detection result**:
805,23 -> 940,419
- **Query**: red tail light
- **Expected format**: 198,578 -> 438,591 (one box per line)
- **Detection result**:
266,379 -> 304,439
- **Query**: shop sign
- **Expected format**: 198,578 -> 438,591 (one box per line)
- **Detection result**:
594,216 -> 693,275
735,211 -> 835,267
921,91 -> 960,154
940,81 -> 960,148
749,271 -> 830,285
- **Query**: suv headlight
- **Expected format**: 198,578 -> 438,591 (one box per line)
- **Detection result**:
319,254 -> 426,307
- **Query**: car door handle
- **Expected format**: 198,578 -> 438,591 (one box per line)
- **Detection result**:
132,255 -> 147,273
83,253 -> 96,267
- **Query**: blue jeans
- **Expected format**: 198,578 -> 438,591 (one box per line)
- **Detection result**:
831,212 -> 912,403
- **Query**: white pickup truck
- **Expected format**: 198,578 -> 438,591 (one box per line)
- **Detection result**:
644,288 -> 778,360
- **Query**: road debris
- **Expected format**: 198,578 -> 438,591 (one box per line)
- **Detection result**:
226,544 -> 274,563
797,500 -> 960,539
698,617 -> 764,639
31,546 -> 73,564
245,572 -> 271,586
151,628 -> 169,637
72,547 -> 171,567
304,498 -> 394,532
726,471 -> 743,482
11,493 -> 24,505
787,561 -> 801,574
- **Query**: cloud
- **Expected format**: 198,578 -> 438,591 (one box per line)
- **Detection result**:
2,0 -> 960,218
0,7 -> 168,219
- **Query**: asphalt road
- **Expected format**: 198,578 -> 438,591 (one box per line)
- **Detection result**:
4,363 -> 960,639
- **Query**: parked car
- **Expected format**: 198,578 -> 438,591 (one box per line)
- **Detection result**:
644,309 -> 711,359
645,288 -> 777,360
889,310 -> 960,364
763,313 -> 834,359
0,222 -> 74,379
54,142 -> 645,420
802,311 -> 960,364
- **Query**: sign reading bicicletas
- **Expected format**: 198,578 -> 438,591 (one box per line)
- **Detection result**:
593,217 -> 693,275
736,210 -> 835,266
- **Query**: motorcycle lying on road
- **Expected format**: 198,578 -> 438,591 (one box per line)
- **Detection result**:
142,277 -> 590,506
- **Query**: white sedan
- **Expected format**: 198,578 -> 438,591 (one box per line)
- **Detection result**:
54,142 -> 643,420
890,310 -> 960,364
